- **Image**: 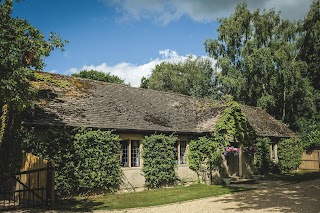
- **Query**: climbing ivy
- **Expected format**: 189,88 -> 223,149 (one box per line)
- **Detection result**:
22,127 -> 122,196
277,138 -> 303,173
188,136 -> 224,183
142,134 -> 178,188
72,129 -> 122,193
254,137 -> 272,175
189,101 -> 255,183
214,101 -> 256,145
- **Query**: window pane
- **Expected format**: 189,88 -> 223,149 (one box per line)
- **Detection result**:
180,141 -> 187,164
271,144 -> 275,160
175,142 -> 178,164
121,140 -> 129,167
131,140 -> 140,167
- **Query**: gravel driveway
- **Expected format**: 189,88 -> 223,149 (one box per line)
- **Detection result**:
95,178 -> 320,213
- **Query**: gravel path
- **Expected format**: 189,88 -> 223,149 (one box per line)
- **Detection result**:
95,178 -> 320,213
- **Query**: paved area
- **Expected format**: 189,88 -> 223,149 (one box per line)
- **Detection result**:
95,178 -> 320,213
10,178 -> 320,213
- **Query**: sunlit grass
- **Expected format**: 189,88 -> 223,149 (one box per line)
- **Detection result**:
56,184 -> 247,211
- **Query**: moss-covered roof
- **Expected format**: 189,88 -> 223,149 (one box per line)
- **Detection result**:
25,71 -> 295,137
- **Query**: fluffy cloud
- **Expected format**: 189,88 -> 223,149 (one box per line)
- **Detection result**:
103,0 -> 313,25
65,50 -> 215,87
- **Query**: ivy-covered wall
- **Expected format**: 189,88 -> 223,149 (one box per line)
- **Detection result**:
142,134 -> 178,188
277,138 -> 303,173
189,101 -> 257,182
22,127 -> 122,196
254,137 -> 272,175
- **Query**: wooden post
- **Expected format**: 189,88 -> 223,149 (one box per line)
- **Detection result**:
239,143 -> 243,178
46,161 -> 54,209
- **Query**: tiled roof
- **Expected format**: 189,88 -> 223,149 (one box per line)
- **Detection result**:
25,71 -> 295,137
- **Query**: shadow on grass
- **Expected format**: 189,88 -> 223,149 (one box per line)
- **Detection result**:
55,198 -> 106,212
266,171 -> 320,183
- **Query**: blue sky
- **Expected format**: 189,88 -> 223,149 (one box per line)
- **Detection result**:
13,0 -> 313,86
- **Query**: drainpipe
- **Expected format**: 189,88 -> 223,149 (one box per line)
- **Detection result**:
239,142 -> 243,178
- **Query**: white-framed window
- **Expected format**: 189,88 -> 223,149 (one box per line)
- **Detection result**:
270,143 -> 278,162
131,140 -> 140,167
175,141 -> 187,165
120,140 -> 140,167
121,140 -> 129,167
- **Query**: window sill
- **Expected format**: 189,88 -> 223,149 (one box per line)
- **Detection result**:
121,167 -> 141,170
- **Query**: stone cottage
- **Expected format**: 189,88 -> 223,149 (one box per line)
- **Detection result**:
25,71 -> 296,188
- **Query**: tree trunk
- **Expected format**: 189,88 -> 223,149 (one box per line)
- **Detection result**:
0,104 -> 9,145
0,104 -> 22,173
282,88 -> 286,121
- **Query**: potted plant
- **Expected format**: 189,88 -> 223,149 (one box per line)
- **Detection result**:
252,168 -> 260,181
223,176 -> 231,186
220,166 -> 231,186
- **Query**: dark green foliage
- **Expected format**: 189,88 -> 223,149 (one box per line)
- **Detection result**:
140,76 -> 149,89
22,128 -> 122,196
214,101 -> 256,145
141,57 -> 216,98
189,102 -> 255,182
142,134 -> 178,188
0,0 -> 67,110
205,2 -> 316,128
254,138 -> 272,175
189,137 -> 213,173
188,136 -> 223,182
298,0 -> 320,91
277,138 -> 304,173
0,0 -> 66,173
73,129 -> 122,192
296,0 -> 320,150
297,118 -> 320,150
72,70 -> 125,84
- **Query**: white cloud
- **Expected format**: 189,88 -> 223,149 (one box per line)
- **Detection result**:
102,0 -> 313,25
65,49 -> 215,87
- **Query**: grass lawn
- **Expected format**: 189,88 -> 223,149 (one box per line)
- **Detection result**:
56,171 -> 320,212
56,184 -> 247,211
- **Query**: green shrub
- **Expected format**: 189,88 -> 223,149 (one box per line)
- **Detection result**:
22,127 -> 122,196
306,130 -> 320,149
189,137 -> 213,174
188,136 -> 223,183
297,118 -> 320,150
142,134 -> 178,188
214,101 -> 256,145
277,138 -> 303,173
73,129 -> 122,193
254,137 -> 272,175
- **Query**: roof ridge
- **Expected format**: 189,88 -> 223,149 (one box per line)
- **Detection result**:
39,70 -> 221,104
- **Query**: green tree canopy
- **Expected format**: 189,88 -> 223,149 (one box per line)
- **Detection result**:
204,3 -> 315,128
297,0 -> 320,126
0,0 -> 66,110
0,0 -> 67,173
141,57 -> 216,98
298,0 -> 320,91
72,69 -> 125,84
